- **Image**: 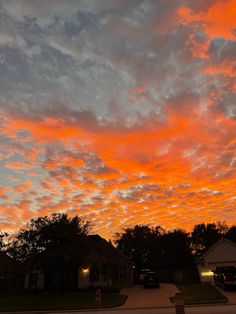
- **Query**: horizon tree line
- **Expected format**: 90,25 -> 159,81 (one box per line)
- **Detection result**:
0,213 -> 236,272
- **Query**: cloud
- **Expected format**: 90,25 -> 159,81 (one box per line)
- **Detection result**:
0,0 -> 236,239
4,160 -> 36,173
178,0 -> 236,41
0,187 -> 10,200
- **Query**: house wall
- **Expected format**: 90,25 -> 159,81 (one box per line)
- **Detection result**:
78,245 -> 134,290
0,272 -> 24,292
24,271 -> 44,290
198,262 -> 236,282
173,267 -> 200,284
0,253 -> 24,292
38,272 -> 44,289
198,240 -> 236,282
24,273 -> 30,289
91,276 -> 112,288
78,266 -> 113,289
205,240 -> 236,263
123,264 -> 134,287
78,263 -> 134,289
78,267 -> 90,289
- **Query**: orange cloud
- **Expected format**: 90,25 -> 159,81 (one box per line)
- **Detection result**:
178,1 -> 236,59
2,115 -> 85,144
178,1 -> 236,41
206,63 -> 236,77
1,1 -> 236,240
1,106 -> 236,239
0,187 -> 10,200
4,160 -> 36,173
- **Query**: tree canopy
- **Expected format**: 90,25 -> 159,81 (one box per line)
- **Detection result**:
115,221 -> 236,270
6,213 -> 92,291
190,222 -> 228,256
2,212 -> 236,274
114,224 -> 164,269
8,213 -> 91,262
0,231 -> 8,251
115,225 -> 192,270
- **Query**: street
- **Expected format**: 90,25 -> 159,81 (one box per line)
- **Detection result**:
12,304 -> 236,314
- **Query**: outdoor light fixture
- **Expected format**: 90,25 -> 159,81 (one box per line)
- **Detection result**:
201,270 -> 213,277
81,267 -> 90,275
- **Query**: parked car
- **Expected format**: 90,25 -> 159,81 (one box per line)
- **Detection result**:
213,266 -> 236,290
143,271 -> 160,288
138,268 -> 151,283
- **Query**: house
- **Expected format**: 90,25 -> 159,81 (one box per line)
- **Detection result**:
196,238 -> 236,282
24,234 -> 134,291
0,251 -> 24,292
78,235 -> 134,289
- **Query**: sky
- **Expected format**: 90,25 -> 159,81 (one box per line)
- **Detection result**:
0,0 -> 236,240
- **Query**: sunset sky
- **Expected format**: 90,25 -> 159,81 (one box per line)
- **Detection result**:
0,0 -> 236,239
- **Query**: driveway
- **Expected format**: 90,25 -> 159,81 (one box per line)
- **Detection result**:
214,284 -> 236,304
119,283 -> 179,309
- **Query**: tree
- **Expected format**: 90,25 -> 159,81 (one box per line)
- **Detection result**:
8,213 -> 91,291
155,229 -> 193,268
114,225 -> 163,270
115,225 -> 193,271
225,226 -> 236,243
191,222 -> 228,257
0,231 -> 8,251
8,213 -> 91,262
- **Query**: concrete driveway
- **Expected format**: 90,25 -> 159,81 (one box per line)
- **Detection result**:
214,284 -> 236,304
119,284 -> 179,309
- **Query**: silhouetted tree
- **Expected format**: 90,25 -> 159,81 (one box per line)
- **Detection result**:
0,231 -> 8,251
156,229 -> 193,268
8,213 -> 91,291
225,225 -> 236,243
8,213 -> 90,262
114,225 -> 163,270
115,225 -> 193,270
191,222 -> 228,257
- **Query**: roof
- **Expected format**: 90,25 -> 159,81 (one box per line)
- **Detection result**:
196,238 -> 236,263
87,234 -> 134,265
25,234 -> 134,269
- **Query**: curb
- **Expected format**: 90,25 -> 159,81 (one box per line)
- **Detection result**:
2,303 -> 236,314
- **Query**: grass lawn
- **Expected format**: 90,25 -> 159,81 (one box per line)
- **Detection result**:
178,283 -> 228,305
0,292 -> 127,312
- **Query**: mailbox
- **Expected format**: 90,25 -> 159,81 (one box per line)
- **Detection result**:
95,288 -> 102,308
174,292 -> 185,314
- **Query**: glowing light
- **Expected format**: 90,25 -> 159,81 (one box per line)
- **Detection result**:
81,267 -> 90,275
201,271 -> 213,277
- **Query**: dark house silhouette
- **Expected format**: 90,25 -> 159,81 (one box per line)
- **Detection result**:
24,235 -> 134,291
0,251 -> 24,292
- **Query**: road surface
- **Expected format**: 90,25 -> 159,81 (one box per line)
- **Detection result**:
6,304 -> 236,314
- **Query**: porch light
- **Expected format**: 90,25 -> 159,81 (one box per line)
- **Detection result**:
81,267 -> 90,275
201,270 -> 213,277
